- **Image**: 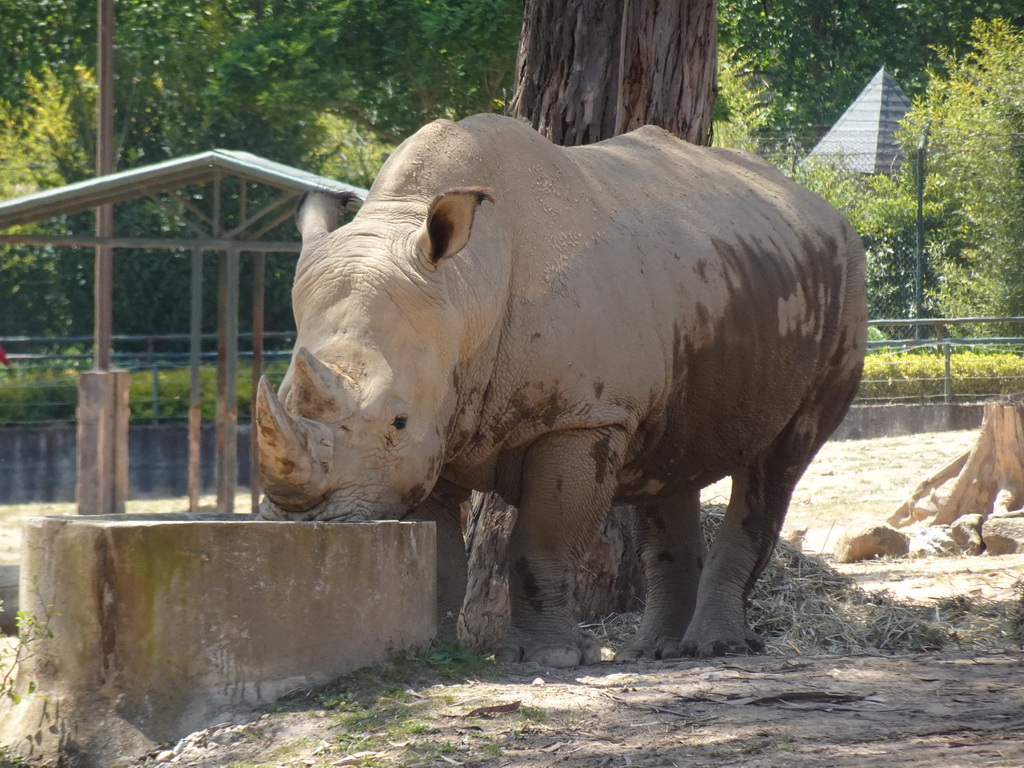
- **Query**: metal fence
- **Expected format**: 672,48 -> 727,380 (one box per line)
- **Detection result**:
861,317 -> 1024,404
0,332 -> 295,425
2,321 -> 1024,424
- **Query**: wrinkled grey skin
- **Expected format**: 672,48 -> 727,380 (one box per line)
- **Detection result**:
257,114 -> 867,667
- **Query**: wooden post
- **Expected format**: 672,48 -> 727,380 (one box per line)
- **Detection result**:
76,0 -> 129,516
76,370 -> 130,514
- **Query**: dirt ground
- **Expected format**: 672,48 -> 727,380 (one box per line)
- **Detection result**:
3,429 -> 1024,767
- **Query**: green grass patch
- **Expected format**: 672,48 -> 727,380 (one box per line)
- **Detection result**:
270,643 -> 497,766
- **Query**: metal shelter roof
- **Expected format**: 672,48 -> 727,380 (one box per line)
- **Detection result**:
808,68 -> 912,175
0,149 -> 366,229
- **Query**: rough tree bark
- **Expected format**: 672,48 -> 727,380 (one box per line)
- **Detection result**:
460,494 -> 646,649
460,0 -> 718,646
890,399 -> 1024,528
511,0 -> 718,146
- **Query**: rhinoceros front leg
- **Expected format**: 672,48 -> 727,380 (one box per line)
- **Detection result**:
406,478 -> 470,641
497,427 -> 627,668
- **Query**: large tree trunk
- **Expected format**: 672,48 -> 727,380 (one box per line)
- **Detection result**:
510,0 -> 718,146
509,1 -> 622,145
616,0 -> 718,143
460,0 -> 718,644
460,493 -> 645,650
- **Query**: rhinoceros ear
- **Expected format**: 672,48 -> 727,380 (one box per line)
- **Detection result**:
296,190 -> 361,240
416,187 -> 495,266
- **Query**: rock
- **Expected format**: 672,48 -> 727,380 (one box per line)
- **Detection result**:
982,517 -> 1024,555
908,526 -> 958,558
950,514 -> 984,556
833,522 -> 910,563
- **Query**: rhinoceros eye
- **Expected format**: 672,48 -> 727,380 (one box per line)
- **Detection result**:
392,415 -> 408,430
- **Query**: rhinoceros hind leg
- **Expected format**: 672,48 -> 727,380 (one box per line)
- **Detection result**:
678,629 -> 766,658
615,491 -> 706,661
680,430 -> 816,656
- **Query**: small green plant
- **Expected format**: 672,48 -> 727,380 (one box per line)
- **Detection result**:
1,590 -> 57,705
0,744 -> 30,768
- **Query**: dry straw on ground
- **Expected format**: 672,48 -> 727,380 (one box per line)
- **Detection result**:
587,506 -> 1024,657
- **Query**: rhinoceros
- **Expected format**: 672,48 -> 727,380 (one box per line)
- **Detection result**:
256,113 -> 866,667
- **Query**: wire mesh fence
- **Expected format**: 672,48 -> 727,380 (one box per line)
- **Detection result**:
860,318 -> 1024,404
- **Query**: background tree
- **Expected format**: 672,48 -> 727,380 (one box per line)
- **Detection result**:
0,0 -> 522,339
718,0 -> 1023,140
902,19 -> 1024,320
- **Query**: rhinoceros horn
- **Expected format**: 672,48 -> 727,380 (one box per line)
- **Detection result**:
290,347 -> 358,421
255,376 -> 331,512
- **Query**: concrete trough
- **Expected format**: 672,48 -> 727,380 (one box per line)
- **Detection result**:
0,515 -> 436,767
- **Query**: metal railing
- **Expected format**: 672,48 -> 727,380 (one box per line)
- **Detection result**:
863,318 -> 1024,404
3,321 -> 1024,423
0,332 -> 295,425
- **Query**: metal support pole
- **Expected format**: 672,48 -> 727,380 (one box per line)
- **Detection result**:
250,251 -> 266,515
95,0 -> 115,370
914,122 -> 930,335
188,248 -> 203,513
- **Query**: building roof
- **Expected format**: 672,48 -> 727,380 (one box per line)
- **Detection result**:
808,68 -> 912,174
0,149 -> 366,229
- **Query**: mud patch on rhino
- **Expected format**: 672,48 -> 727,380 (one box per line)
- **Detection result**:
589,431 -> 618,486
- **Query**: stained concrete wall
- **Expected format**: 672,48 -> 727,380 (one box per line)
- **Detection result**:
0,423 -> 253,504
0,515 -> 435,767
830,403 -> 984,441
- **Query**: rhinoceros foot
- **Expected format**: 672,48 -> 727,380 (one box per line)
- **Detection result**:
613,635 -> 684,662
677,628 -> 766,658
496,629 -> 601,668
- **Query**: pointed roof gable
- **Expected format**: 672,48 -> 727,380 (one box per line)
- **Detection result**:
808,68 -> 912,174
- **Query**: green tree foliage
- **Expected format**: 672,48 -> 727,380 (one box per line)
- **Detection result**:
901,19 -> 1024,319
712,51 -> 770,153
718,0 -> 1023,138
0,1 -> 522,339
716,19 -> 1024,322
0,67 -> 92,337
206,0 -> 521,147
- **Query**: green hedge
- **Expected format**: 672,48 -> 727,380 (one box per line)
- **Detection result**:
3,352 -> 1024,422
0,361 -> 289,424
859,349 -> 1024,402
